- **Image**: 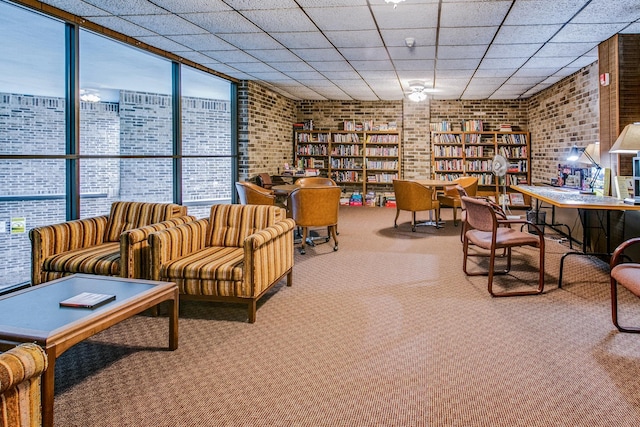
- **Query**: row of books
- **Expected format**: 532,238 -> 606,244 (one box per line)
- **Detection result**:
366,160 -> 398,170
293,120 -> 313,131
365,146 -> 399,156
339,121 -> 398,131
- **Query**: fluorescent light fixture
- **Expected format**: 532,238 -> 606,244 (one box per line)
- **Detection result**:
408,91 -> 427,102
385,0 -> 405,8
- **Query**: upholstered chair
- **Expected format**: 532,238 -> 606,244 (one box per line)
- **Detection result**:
437,176 -> 478,226
0,343 -> 48,427
610,237 -> 640,332
287,186 -> 340,254
235,181 -> 277,206
462,196 -> 544,297
295,177 -> 337,187
149,204 -> 295,323
392,179 -> 441,232
30,201 -> 193,285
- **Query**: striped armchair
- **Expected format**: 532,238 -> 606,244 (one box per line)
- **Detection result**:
30,201 -> 195,285
149,204 -> 295,323
0,343 -> 48,427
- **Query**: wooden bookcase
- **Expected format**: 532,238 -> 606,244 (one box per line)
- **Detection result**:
431,130 -> 531,207
294,129 -> 401,199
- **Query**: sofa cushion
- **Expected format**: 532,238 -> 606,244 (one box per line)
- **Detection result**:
207,204 -> 279,248
161,246 -> 244,281
42,242 -> 120,276
104,202 -> 186,242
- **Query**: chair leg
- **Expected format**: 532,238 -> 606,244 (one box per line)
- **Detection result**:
300,227 -> 308,254
247,300 -> 257,323
330,225 -> 338,251
611,279 -> 640,333
412,212 -> 416,232
287,269 -> 293,287
453,207 -> 458,226
394,208 -> 400,228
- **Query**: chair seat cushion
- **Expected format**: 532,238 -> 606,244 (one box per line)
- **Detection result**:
466,227 -> 540,249
161,246 -> 244,281
42,242 -> 121,276
612,264 -> 640,297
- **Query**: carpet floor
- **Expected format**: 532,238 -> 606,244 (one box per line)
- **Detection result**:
53,206 -> 640,426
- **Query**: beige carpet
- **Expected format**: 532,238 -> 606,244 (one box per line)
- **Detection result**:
53,206 -> 640,426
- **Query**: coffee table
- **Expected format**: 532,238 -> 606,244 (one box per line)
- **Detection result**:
0,274 -> 178,427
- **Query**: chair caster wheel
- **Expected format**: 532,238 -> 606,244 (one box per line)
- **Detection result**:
333,245 -> 338,251
412,226 -> 416,232
394,224 -> 398,228
300,249 -> 306,255
325,237 -> 330,242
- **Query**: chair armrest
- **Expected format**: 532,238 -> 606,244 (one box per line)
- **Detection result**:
148,218 -> 209,280
497,219 -> 543,235
120,215 -> 196,279
244,218 -> 296,296
0,343 -> 48,393
611,237 -> 640,268
29,215 -> 109,285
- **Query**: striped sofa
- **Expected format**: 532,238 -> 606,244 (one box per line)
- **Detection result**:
30,201 -> 195,285
0,343 -> 48,427
149,204 -> 295,323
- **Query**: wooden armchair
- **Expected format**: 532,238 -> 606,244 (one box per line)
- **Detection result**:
149,204 -> 295,323
287,186 -> 340,254
462,196 -> 545,297
437,176 -> 478,226
0,343 -> 48,427
392,179 -> 441,231
30,201 -> 194,285
235,181 -> 276,205
610,237 -> 640,332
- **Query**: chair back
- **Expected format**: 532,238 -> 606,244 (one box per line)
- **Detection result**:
207,204 -> 283,247
444,176 -> 478,198
288,187 -> 340,227
461,196 -> 497,232
104,201 -> 188,242
256,173 -> 273,189
392,179 -> 436,211
235,181 -> 276,205
295,177 -> 337,187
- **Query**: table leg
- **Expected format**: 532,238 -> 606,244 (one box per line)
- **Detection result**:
41,348 -> 56,427
168,289 -> 179,351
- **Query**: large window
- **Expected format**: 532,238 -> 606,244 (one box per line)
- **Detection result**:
0,0 -> 236,290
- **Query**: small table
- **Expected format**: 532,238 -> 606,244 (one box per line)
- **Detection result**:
272,184 -> 299,196
0,274 -> 179,427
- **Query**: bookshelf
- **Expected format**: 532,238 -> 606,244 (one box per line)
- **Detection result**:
294,128 -> 401,202
431,130 -> 531,206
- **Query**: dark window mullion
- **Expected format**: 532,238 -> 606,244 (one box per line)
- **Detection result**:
65,22 -> 80,220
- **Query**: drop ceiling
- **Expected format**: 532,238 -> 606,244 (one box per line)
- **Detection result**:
33,0 -> 640,100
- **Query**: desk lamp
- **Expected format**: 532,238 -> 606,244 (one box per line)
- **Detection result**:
610,123 -> 640,204
567,142 -> 601,194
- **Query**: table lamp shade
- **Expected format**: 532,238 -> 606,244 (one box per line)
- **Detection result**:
610,123 -> 640,153
578,142 -> 600,165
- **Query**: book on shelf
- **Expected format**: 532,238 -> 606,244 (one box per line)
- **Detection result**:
60,292 -> 116,309
509,193 -> 525,206
500,124 -> 513,132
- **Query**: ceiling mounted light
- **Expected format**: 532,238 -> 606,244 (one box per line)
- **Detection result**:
407,81 -> 429,102
405,37 -> 415,48
385,0 -> 405,9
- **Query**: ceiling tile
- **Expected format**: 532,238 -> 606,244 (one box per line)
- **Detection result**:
216,33 -> 283,50
306,61 -> 355,72
478,57 -> 529,70
304,6 -> 376,31
503,0 -> 587,25
485,44 -> 543,59
181,11 -> 262,33
493,25 -> 562,44
550,23 -> 628,44
152,0 -> 232,13
225,0 -> 300,9
436,58 -> 482,70
284,71 -> 328,80
388,46 -> 436,61
291,48 -> 345,62
44,0 -> 111,16
124,15 -> 207,35
339,47 -> 389,61
438,27 -> 498,45
168,34 -> 234,51
358,69 -> 398,79
392,59 -> 435,71
241,9 -> 318,32
512,67 -> 563,78
371,4 -> 439,29
245,49 -> 302,62
440,1 -> 512,27
84,0 -> 168,15
135,35 -> 192,52
380,29 -> 438,47
535,42 -> 596,58
266,61 -> 316,72
224,62 -> 276,73
89,16 -> 156,36
349,60 -> 395,71
269,32 -> 333,49
437,46 -> 485,60
203,50 -> 263,63
321,70 -> 362,80
572,0 -> 640,24
325,31 -> 384,48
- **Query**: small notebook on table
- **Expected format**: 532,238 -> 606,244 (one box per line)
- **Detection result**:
60,292 -> 116,309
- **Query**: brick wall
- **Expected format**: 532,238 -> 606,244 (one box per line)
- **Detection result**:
528,62 -> 600,184
238,81 -> 296,180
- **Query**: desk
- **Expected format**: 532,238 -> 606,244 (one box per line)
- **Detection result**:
511,184 -> 640,287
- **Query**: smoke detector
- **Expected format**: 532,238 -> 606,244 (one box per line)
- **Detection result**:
405,37 -> 415,48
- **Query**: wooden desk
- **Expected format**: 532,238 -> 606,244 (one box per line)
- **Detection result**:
511,184 -> 640,287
